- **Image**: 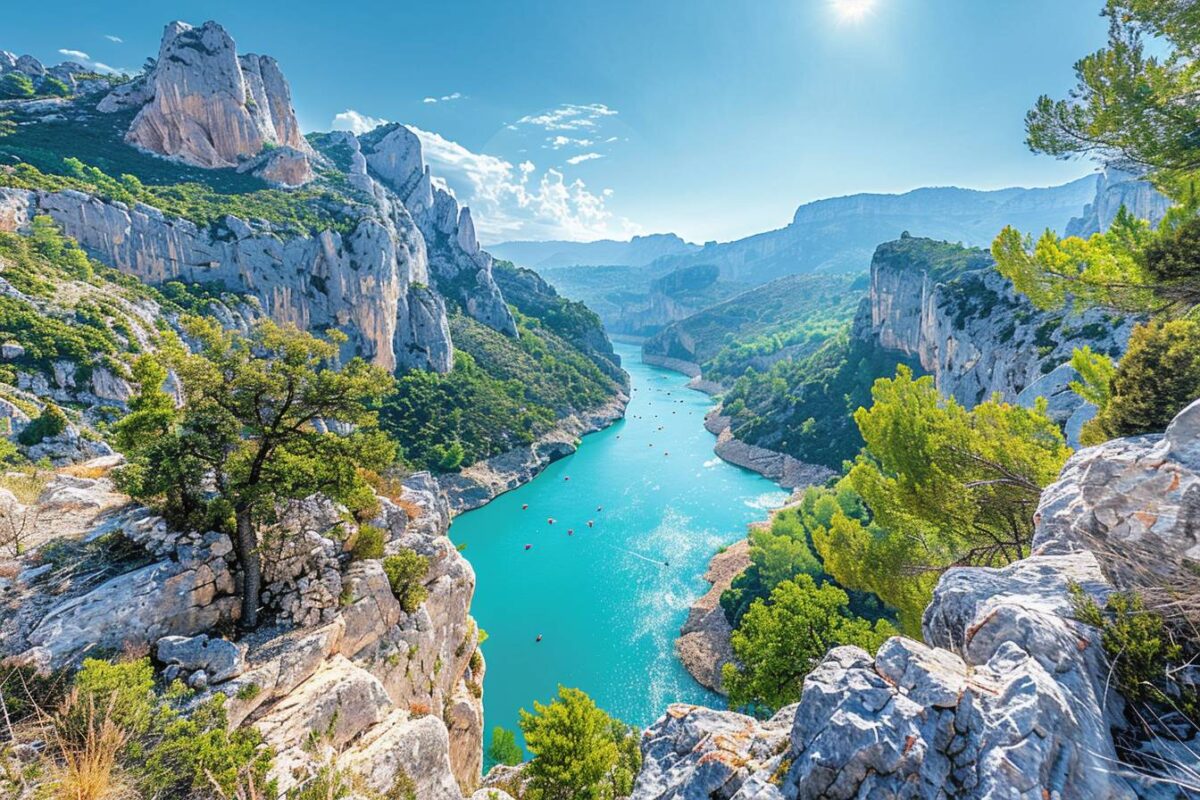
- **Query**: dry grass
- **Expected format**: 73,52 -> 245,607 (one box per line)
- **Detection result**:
45,693 -> 132,800
0,468 -> 51,505
58,464 -> 111,480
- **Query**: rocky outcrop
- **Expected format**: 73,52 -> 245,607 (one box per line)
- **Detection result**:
853,235 -> 1135,441
0,468 -> 486,798
675,539 -> 749,693
359,124 -> 517,337
1066,168 -> 1172,238
438,390 -> 629,513
704,412 -> 835,490
0,186 -> 454,374
634,401 -> 1200,800
100,21 -> 313,171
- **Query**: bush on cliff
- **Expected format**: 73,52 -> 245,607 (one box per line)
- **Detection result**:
11,658 -> 275,800
17,402 -> 68,446
382,550 -> 430,614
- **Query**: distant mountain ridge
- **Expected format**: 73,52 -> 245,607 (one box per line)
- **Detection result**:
649,176 -> 1101,284
487,233 -> 699,269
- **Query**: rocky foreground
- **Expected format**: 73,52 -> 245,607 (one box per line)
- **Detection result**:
634,400 -> 1200,799
0,468 -> 492,799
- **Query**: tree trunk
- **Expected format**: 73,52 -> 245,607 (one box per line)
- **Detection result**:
236,508 -> 262,630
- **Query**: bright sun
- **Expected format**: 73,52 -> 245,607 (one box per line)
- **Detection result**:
832,0 -> 876,23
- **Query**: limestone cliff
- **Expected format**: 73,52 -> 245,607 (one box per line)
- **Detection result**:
634,399 -> 1200,800
1065,168 -> 1172,238
853,235 -> 1136,443
0,468 -> 485,797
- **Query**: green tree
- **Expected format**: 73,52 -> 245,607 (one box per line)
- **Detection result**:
112,354 -> 178,452
814,367 -> 1071,633
0,72 -> 35,99
1024,0 -> 1200,190
722,575 -> 895,712
1081,320 -> 1200,444
487,726 -> 524,767
116,318 -> 395,629
17,402 -> 68,446
1068,345 -> 1117,410
518,687 -> 639,800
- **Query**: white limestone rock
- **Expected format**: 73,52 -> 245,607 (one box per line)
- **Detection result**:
107,21 -> 312,170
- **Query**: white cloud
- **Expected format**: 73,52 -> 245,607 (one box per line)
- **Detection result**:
56,49 -> 128,75
104,35 -> 123,43
423,92 -> 465,104
516,103 -> 617,132
408,125 -> 639,243
565,152 -> 603,165
331,109 -> 389,135
547,135 -> 595,149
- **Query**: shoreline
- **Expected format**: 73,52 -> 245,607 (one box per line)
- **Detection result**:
438,390 -> 630,515
674,539 -> 751,694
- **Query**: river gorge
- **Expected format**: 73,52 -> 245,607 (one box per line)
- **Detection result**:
449,343 -> 787,756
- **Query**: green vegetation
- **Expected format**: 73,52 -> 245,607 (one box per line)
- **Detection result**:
721,484 -> 888,627
487,726 -> 524,767
381,310 -> 622,472
114,319 -> 396,629
382,550 -> 430,613
17,403 -> 67,445
2,159 -> 362,236
723,574 -> 896,712
351,524 -> 386,561
0,72 -> 35,99
720,331 -> 924,469
518,686 -> 641,800
815,367 -> 1071,633
0,657 -> 274,800
1080,320 -> 1200,444
1069,584 -> 1197,720
992,1 -> 1200,446
644,273 -> 864,383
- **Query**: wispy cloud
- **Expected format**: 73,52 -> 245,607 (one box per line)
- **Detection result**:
104,35 -> 123,44
423,92 -> 464,104
516,103 -> 617,132
331,109 -> 389,135
57,48 -> 127,75
566,153 -> 604,165
409,125 -> 638,243
548,135 -> 595,149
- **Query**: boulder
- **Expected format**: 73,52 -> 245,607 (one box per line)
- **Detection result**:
155,634 -> 245,683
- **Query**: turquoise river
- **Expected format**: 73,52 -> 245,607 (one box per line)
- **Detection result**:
449,342 -> 788,756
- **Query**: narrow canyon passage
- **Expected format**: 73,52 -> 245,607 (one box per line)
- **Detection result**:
450,342 -> 787,754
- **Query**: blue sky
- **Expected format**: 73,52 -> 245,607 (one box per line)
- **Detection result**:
8,1 -> 1110,244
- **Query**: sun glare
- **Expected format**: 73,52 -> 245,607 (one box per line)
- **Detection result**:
832,0 -> 876,24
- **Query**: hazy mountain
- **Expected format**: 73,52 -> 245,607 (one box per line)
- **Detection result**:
487,233 -> 700,269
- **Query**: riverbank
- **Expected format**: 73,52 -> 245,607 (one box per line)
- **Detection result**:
674,539 -> 750,693
703,411 -> 835,490
438,390 -> 630,514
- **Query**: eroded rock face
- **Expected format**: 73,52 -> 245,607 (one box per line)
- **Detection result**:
1066,169 -> 1172,238
359,124 -> 517,337
0,186 -> 453,374
634,402 -> 1200,799
102,21 -> 312,170
854,237 -> 1135,443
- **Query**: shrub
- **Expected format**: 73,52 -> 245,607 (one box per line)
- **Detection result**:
1081,320 -> 1200,444
0,72 -> 35,99
487,726 -> 523,766
351,524 -> 386,561
383,550 -> 430,613
18,403 -> 69,446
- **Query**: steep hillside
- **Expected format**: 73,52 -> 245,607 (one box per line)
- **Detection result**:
641,272 -> 866,384
712,235 -> 1133,475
